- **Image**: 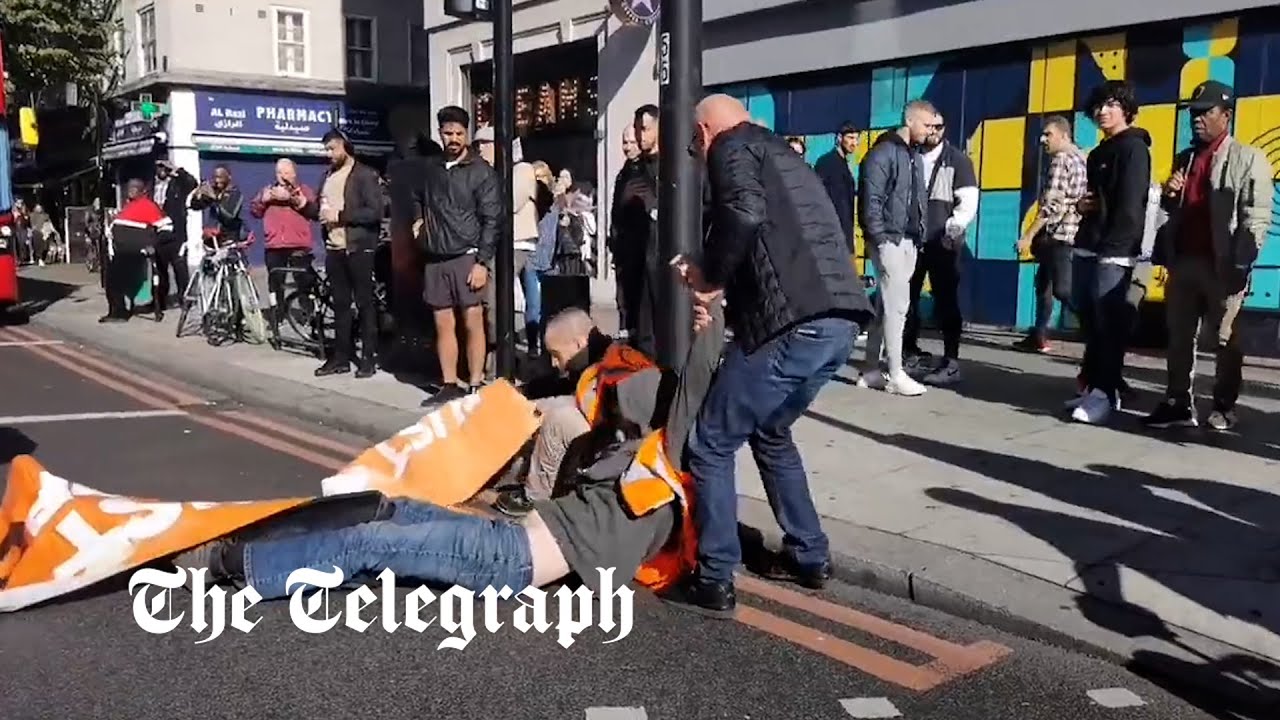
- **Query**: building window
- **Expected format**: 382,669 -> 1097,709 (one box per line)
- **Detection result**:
273,7 -> 308,76
345,17 -> 375,81
137,6 -> 157,75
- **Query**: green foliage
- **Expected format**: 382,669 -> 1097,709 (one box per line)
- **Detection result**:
0,0 -> 121,104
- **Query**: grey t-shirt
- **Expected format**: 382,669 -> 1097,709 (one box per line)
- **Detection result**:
533,480 -> 675,592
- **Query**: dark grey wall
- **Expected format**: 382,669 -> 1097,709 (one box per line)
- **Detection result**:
701,0 -> 1279,85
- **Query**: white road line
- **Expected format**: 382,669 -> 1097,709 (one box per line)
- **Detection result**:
0,410 -> 187,425
840,697 -> 903,718
0,340 -> 64,347
1087,688 -> 1146,708
584,708 -> 649,720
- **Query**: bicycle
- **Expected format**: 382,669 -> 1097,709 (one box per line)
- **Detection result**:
268,254 -> 391,359
175,242 -> 268,346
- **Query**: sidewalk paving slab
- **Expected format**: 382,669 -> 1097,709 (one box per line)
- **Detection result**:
13,264 -> 1280,712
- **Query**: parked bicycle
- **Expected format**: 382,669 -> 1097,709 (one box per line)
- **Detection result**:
175,242 -> 268,346
267,250 -> 391,359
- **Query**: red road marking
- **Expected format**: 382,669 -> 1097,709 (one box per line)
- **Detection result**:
734,574 -> 1012,691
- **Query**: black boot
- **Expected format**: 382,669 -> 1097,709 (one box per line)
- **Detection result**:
355,357 -> 377,379
752,553 -> 832,590
663,576 -> 737,618
525,321 -> 541,356
315,358 -> 350,377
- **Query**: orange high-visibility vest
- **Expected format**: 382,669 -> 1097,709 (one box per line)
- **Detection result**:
573,343 -> 655,426
618,430 -> 698,592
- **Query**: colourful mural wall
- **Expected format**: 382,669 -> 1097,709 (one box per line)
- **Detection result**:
715,9 -> 1280,331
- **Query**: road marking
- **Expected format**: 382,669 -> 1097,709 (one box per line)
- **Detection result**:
1087,688 -> 1145,708
0,340 -> 64,347
584,708 -> 648,720
0,410 -> 187,425
840,697 -> 902,718
734,574 -> 1012,691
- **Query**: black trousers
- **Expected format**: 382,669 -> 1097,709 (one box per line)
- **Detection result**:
264,247 -> 315,313
904,242 -> 963,359
153,239 -> 189,308
326,247 -> 378,364
105,252 -> 147,317
1032,241 -> 1075,340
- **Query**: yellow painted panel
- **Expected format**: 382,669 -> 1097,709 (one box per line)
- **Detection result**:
1018,203 -> 1039,261
1028,41 -> 1077,113
1083,33 -> 1126,80
1147,265 -> 1169,303
1207,17 -> 1239,56
855,257 -> 865,277
979,118 -> 1026,190
1234,95 -> 1280,181
1180,58 -> 1213,100
1133,103 -> 1177,182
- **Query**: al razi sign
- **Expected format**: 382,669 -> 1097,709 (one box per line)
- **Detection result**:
195,92 -> 340,141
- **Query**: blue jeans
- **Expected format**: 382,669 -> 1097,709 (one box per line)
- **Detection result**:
1071,255 -> 1134,400
242,499 -> 534,599
521,264 -> 542,327
687,316 -> 859,583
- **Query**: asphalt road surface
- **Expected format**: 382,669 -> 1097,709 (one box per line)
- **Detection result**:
0,325 -> 1241,720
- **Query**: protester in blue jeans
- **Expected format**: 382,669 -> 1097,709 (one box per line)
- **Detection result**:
670,94 -> 875,616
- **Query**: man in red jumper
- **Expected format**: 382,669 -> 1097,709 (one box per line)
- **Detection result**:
102,178 -> 172,323
250,158 -> 318,318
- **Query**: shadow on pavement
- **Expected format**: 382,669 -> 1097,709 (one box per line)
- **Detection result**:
12,276 -> 86,321
0,427 -> 39,463
803,408 -> 1280,717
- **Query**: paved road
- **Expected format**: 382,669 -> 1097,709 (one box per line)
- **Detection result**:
0,329 -> 1239,720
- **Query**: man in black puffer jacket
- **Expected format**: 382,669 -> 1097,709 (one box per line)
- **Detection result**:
670,94 -> 875,616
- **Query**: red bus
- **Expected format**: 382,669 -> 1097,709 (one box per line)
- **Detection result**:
0,30 -> 17,309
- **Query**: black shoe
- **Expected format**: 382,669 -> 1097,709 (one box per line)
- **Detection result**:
1141,398 -> 1197,428
98,314 -> 127,324
467,382 -> 485,395
662,577 -> 737,619
422,382 -> 467,407
315,359 -> 351,377
753,553 -> 832,590
354,359 -> 377,379
493,488 -> 534,518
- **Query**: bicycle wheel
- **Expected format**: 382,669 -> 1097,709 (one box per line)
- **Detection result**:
233,270 -> 269,344
281,289 -> 318,340
203,282 -> 236,347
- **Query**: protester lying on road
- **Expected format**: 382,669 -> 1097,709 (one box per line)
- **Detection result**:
171,305 -> 724,597
495,307 -> 645,517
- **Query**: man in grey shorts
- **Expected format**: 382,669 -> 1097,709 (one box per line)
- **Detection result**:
414,106 -> 501,405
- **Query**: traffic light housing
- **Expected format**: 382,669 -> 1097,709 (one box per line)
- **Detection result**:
18,107 -> 39,146
444,0 -> 491,21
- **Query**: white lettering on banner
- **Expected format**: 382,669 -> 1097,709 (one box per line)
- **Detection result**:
129,567 -> 637,647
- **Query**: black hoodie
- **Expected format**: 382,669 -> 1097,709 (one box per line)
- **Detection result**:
1076,126 -> 1152,259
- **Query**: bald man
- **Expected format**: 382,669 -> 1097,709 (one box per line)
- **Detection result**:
494,307 -> 617,516
672,94 -> 874,615
251,159 -> 319,314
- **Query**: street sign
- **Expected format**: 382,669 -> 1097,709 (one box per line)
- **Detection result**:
658,33 -> 671,86
611,0 -> 660,26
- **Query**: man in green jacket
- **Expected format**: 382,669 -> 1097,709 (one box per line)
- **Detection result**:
1142,81 -> 1275,432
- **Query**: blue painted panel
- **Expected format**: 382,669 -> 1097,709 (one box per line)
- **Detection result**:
786,79 -> 871,135
1245,268 -> 1280,310
969,259 -> 1020,326
975,190 -> 1022,260
1233,27 -> 1271,96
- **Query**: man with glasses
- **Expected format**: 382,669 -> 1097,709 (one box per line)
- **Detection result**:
902,110 -> 978,385
1141,81 -> 1273,432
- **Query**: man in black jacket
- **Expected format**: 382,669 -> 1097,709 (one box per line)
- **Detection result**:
813,121 -> 859,254
312,128 -> 385,379
610,104 -> 661,357
152,160 -> 197,310
413,106 -> 500,404
1068,81 -> 1152,425
672,94 -> 875,615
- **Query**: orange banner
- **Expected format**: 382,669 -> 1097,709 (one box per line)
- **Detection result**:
0,381 -> 542,612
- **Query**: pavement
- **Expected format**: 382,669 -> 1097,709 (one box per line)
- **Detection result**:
7,263 -> 1280,715
0,326 -> 1234,719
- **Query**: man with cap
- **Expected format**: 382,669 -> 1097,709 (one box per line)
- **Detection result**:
1141,80 -> 1274,432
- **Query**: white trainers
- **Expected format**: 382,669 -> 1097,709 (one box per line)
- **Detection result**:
886,370 -> 927,396
1071,388 -> 1113,424
924,359 -> 961,386
857,369 -> 887,390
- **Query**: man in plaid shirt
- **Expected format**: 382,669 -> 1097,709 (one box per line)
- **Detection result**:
1014,115 -> 1087,352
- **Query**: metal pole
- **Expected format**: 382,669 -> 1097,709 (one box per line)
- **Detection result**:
656,0 -> 702,369
492,0 -> 516,380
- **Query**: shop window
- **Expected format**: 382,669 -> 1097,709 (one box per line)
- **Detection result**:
345,16 -> 376,81
137,6 -> 157,76
273,7 -> 308,77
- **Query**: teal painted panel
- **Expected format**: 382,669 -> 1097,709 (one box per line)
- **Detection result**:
805,134 -> 836,165
1245,268 -> 1280,310
1074,111 -> 1100,151
907,61 -> 939,101
871,67 -> 907,128
1016,263 -> 1037,330
975,191 -> 1022,260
